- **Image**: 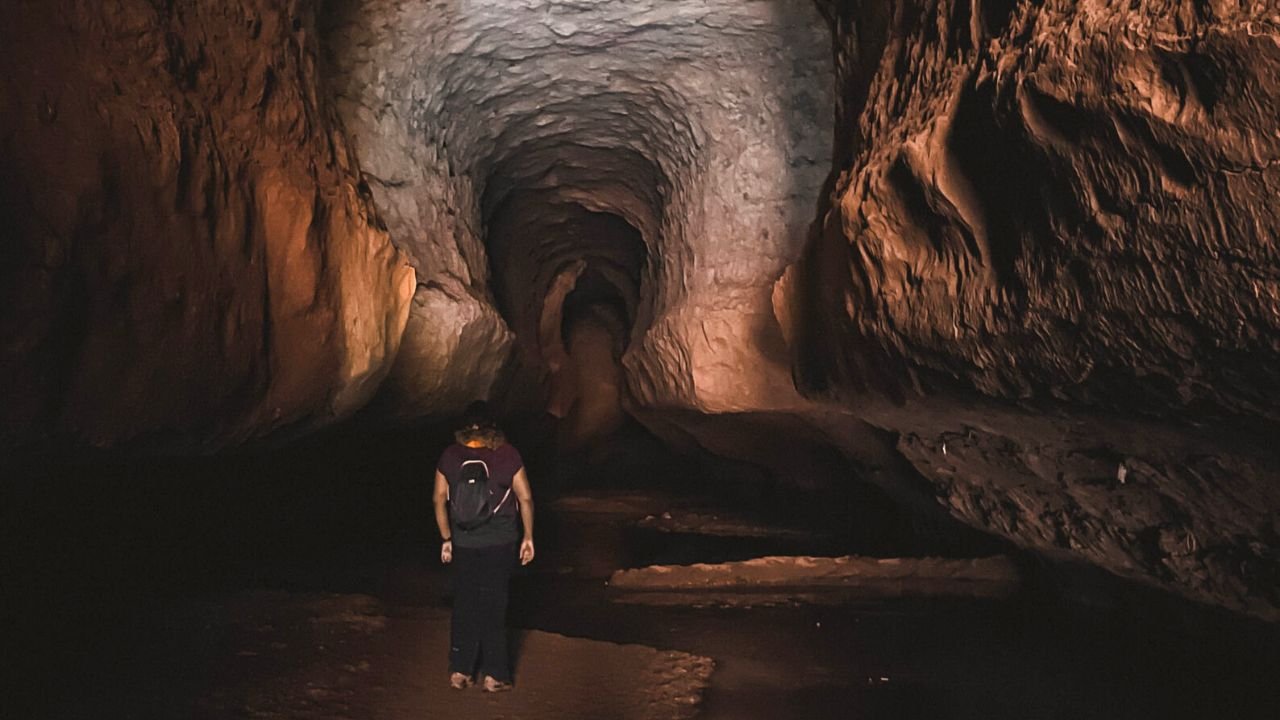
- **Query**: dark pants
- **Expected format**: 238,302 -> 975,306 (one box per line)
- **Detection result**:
449,542 -> 516,682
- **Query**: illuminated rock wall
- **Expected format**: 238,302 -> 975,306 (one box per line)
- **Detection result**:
0,1 -> 414,448
791,0 -> 1280,621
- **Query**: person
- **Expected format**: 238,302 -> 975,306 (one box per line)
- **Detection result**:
433,403 -> 535,692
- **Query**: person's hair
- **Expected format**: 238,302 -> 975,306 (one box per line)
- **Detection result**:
454,401 -> 506,449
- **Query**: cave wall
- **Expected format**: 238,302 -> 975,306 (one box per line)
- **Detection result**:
793,0 -> 1280,620
804,0 -> 1280,417
322,0 -> 834,416
2,0 -> 1276,622
0,0 -> 414,449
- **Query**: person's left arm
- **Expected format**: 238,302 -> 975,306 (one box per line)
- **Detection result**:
512,467 -> 535,565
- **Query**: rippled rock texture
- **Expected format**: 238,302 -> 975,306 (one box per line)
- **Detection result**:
802,0 -> 1280,418
792,0 -> 1280,620
323,0 -> 833,415
0,1 -> 414,448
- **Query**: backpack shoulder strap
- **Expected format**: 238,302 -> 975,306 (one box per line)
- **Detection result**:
459,458 -> 490,476
491,487 -> 514,513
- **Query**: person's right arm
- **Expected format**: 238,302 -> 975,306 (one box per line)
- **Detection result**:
433,470 -> 453,563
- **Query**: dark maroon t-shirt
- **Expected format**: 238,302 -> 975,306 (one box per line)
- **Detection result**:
437,443 -> 523,547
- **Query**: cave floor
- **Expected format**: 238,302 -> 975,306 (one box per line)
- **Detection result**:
5,424 -> 1279,719
11,495 -> 1279,720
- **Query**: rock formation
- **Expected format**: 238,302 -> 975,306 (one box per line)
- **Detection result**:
0,0 -> 414,449
2,0 -> 1277,620
789,0 -> 1280,621
322,0 -> 834,415
801,0 -> 1280,420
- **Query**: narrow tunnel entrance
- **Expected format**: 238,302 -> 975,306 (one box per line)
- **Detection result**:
483,191 -> 648,451
557,275 -> 632,449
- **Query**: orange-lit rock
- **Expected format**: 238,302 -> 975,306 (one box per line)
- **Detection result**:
0,1 -> 413,448
788,0 -> 1280,621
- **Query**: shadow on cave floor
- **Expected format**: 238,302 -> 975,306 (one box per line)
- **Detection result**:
3,415 -> 1279,719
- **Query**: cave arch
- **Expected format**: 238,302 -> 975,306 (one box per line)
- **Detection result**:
321,0 -> 835,416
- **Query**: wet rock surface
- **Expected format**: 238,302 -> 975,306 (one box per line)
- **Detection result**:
13,592 -> 713,720
608,554 -> 1020,607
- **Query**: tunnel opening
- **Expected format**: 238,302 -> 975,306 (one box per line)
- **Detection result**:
483,190 -> 648,452
472,131 -> 962,558
481,183 -> 649,424
561,273 -> 633,351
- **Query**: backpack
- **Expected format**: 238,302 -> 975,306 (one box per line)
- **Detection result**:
448,459 -> 513,531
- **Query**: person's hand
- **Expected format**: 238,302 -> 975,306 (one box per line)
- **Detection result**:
441,540 -> 453,564
519,537 -> 535,565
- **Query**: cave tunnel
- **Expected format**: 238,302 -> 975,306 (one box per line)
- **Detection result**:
3,0 -> 1280,717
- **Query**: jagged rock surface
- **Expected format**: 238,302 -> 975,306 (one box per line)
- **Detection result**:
0,0 -> 414,449
790,0 -> 1280,620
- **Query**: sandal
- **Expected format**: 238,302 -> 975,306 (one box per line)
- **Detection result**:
482,675 -> 514,693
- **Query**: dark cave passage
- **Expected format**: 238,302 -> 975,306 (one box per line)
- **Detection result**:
482,189 -> 648,445
4,0 -> 1280,717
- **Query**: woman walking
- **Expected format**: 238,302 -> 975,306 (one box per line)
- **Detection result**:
433,403 -> 535,692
